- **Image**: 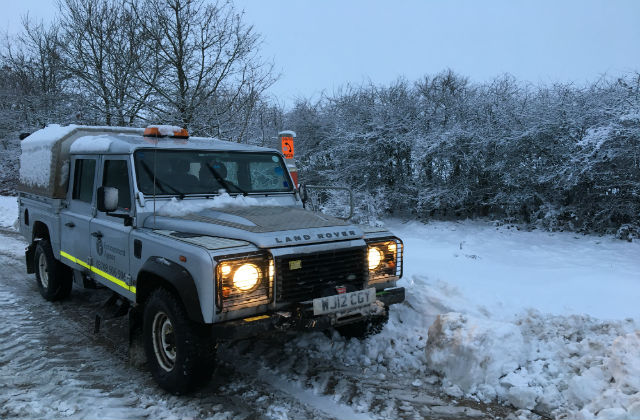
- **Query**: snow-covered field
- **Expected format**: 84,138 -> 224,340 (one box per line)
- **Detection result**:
0,195 -> 639,419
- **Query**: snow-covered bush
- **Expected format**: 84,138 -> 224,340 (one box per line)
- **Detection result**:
285,72 -> 640,234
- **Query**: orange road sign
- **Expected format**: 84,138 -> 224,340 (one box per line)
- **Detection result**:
281,136 -> 294,159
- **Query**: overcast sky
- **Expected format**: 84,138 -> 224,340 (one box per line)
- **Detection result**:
4,0 -> 640,107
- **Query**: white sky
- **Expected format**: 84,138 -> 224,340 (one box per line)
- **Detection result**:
3,0 -> 640,107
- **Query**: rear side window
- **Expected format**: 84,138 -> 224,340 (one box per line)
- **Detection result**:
103,160 -> 132,210
72,159 -> 96,203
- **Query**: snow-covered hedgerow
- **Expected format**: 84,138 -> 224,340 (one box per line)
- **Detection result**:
426,311 -> 640,419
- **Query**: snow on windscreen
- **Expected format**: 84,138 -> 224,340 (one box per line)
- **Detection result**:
69,135 -> 113,153
156,192 -> 280,216
19,124 -> 77,187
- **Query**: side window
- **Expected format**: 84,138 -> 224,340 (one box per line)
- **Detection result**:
72,159 -> 96,203
103,160 -> 132,211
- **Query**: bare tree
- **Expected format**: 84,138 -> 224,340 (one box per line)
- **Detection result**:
58,0 -> 156,125
0,18 -> 75,131
139,0 -> 275,130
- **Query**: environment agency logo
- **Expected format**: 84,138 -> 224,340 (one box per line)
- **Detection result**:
96,238 -> 103,256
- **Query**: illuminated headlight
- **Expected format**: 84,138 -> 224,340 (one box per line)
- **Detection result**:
366,238 -> 403,284
368,247 -> 383,270
216,253 -> 273,310
233,264 -> 260,291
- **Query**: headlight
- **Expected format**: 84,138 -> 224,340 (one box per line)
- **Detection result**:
368,247 -> 383,270
216,253 -> 273,311
366,238 -> 403,284
233,264 -> 260,291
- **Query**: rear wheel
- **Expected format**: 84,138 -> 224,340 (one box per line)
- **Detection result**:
335,312 -> 389,339
34,240 -> 72,301
143,288 -> 216,394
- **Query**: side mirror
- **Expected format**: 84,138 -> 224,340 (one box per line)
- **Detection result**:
97,186 -> 119,212
301,185 -> 354,220
299,184 -> 309,206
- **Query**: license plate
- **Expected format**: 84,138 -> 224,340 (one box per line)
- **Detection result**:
313,288 -> 376,315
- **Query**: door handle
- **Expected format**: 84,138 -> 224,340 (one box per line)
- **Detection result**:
91,231 -> 103,238
65,222 -> 75,228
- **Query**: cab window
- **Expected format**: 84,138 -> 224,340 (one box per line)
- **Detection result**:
72,159 -> 96,203
103,159 -> 132,210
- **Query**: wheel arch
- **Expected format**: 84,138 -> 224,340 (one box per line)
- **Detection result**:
32,220 -> 51,242
26,221 -> 53,274
136,257 -> 204,324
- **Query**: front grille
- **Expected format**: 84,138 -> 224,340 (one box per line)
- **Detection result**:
276,247 -> 367,302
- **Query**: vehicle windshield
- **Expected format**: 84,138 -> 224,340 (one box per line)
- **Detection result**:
133,149 -> 293,195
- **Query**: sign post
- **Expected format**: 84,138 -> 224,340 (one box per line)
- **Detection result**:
278,130 -> 298,186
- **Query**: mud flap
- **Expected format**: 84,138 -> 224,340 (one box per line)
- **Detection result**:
25,243 -> 36,274
128,307 -> 146,368
92,293 -> 145,366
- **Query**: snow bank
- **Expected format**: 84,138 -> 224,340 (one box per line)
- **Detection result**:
425,311 -> 640,418
425,313 -> 527,401
0,196 -> 18,229
277,221 -> 640,418
384,220 -> 640,418
19,124 -> 77,188
156,192 -> 281,216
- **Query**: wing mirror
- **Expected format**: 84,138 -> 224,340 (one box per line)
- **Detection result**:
299,185 -> 354,220
299,184 -> 309,206
97,186 -> 119,213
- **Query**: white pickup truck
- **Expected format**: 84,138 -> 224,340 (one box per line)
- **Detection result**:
17,124 -> 405,393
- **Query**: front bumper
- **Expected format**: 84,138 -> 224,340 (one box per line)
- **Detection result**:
212,287 -> 405,340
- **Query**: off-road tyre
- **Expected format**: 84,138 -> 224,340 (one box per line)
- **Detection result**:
34,240 -> 72,301
143,288 -> 216,394
336,312 -> 389,339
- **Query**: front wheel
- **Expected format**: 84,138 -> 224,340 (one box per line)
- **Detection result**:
34,240 -> 72,301
143,288 -> 216,394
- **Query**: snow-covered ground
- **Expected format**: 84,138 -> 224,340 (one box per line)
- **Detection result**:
0,195 -> 638,419
0,196 -> 18,229
278,220 -> 640,419
387,220 -> 640,419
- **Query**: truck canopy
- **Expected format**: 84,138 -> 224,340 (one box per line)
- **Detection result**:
18,125 -> 277,198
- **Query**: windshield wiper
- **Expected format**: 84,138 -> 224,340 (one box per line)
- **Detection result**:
206,163 -> 248,196
140,161 -> 185,198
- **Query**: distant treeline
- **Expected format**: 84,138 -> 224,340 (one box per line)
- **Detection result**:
1,0 -> 638,236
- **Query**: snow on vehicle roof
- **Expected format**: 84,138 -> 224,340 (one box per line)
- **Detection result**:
25,125 -> 277,155
19,124 -> 78,187
19,124 -> 279,196
147,125 -> 184,136
69,134 -> 114,153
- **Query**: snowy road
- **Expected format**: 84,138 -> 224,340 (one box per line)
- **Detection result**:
0,226 -> 512,420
